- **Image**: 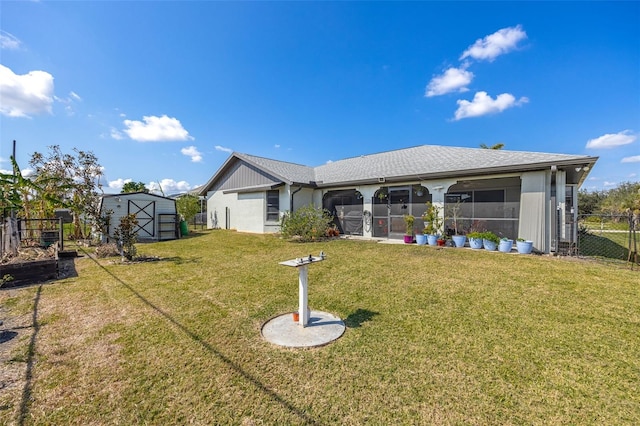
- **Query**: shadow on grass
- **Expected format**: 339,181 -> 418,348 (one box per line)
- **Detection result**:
175,230 -> 210,240
18,284 -> 42,426
579,233 -> 631,261
0,330 -> 18,344
344,309 -> 379,328
80,248 -> 322,425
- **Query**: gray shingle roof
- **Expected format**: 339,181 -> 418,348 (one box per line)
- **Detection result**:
236,153 -> 316,184
200,145 -> 597,194
314,145 -> 595,184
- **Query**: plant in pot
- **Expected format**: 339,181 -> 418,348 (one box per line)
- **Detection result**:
482,231 -> 500,251
516,238 -> 534,254
498,237 -> 513,253
423,202 -> 442,246
436,229 -> 447,246
447,199 -> 467,248
467,231 -> 484,249
403,214 -> 415,244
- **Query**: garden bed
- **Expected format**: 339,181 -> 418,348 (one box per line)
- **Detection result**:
1,246 -> 59,288
0,258 -> 58,288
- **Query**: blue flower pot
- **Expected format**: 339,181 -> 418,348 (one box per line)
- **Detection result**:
469,237 -> 483,249
427,235 -> 438,246
416,234 -> 427,245
452,235 -> 466,248
498,239 -> 513,252
483,239 -> 497,251
516,240 -> 534,254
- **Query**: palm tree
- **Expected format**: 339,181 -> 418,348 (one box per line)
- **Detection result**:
480,143 -> 505,150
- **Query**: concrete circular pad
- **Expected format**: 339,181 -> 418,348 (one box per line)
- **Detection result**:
261,311 -> 346,348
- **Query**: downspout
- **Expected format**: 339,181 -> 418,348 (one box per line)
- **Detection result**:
550,165 -> 557,254
290,185 -> 302,212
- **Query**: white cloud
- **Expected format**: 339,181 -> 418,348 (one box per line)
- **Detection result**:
123,115 -> 193,142
603,181 -> 617,187
0,64 -> 54,118
621,155 -> 640,163
0,30 -> 21,50
54,91 -> 82,116
110,128 -> 125,140
108,178 -> 132,191
425,66 -> 474,97
148,179 -> 191,195
0,165 -> 34,176
274,144 -> 281,149
586,130 -> 637,149
460,25 -> 527,62
453,91 -> 529,120
181,145 -> 203,162
215,145 -> 233,153
22,168 -> 35,177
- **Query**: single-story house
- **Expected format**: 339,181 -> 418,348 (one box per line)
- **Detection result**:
99,192 -> 179,241
197,145 -> 598,253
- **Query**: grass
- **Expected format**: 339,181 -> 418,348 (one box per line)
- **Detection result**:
579,230 -> 638,263
1,230 -> 639,425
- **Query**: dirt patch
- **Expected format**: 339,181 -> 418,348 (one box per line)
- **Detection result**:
1,246 -> 57,265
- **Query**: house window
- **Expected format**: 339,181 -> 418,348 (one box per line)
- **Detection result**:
266,190 -> 279,222
446,189 -> 519,239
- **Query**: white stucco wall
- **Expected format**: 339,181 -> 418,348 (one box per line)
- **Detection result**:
206,190 -> 266,233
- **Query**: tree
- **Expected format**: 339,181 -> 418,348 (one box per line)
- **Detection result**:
480,143 -> 505,150
578,189 -> 607,215
1,155 -> 67,255
29,146 -> 104,239
601,181 -> 640,216
121,181 -> 148,193
176,194 -> 200,223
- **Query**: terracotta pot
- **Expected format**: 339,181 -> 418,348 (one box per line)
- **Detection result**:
292,312 -> 299,322
437,239 -> 446,246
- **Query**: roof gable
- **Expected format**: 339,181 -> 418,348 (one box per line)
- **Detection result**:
198,152 -> 316,195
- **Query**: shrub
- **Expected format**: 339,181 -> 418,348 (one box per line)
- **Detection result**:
280,204 -> 333,242
113,214 -> 138,260
482,231 -> 500,244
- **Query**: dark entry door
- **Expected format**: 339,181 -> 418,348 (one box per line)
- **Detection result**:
388,187 -> 411,239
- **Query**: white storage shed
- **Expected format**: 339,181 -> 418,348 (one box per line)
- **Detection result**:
99,192 -> 179,241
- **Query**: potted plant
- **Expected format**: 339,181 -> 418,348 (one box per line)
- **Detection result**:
415,232 -> 427,245
467,231 -> 484,249
516,238 -> 534,254
498,237 -> 513,253
482,231 -> 500,251
447,199 -> 467,248
422,202 -> 442,246
403,214 -> 415,244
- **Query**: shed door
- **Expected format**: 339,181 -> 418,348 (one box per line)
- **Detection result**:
128,200 -> 156,238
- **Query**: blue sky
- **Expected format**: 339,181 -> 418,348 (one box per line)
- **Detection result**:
1,1 -> 638,194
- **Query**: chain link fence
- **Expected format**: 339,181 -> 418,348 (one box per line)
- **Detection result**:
576,213 -> 639,268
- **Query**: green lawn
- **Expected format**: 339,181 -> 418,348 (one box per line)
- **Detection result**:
1,230 -> 639,425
